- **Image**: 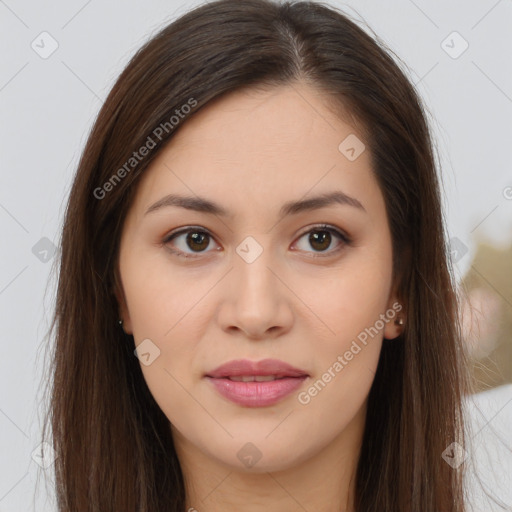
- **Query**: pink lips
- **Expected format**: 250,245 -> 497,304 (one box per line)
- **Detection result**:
204,358 -> 309,407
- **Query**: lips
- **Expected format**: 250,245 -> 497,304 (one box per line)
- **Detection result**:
204,359 -> 309,407
205,358 -> 309,379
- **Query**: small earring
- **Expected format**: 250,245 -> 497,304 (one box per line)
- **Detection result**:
118,319 -> 123,326
394,317 -> 404,326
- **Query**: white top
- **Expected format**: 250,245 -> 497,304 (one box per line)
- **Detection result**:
464,384 -> 512,511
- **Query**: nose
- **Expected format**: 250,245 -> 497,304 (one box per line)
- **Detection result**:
217,239 -> 293,340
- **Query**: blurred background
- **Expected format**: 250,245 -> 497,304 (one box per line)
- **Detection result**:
1,0 -> 511,510
461,240 -> 512,392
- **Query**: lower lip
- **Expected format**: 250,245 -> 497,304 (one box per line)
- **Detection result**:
205,376 -> 308,407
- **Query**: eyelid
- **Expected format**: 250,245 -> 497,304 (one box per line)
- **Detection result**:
162,223 -> 352,259
295,223 -> 351,243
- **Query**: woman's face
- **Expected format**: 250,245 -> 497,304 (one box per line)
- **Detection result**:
117,82 -> 402,473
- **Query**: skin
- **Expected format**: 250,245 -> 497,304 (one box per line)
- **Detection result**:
116,82 -> 404,512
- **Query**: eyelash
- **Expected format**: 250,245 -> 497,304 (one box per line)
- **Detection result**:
161,224 -> 352,260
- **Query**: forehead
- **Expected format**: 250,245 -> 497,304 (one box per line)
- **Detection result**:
129,83 -> 384,223
167,83 -> 358,158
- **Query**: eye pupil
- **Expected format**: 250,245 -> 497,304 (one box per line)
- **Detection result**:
309,230 -> 331,251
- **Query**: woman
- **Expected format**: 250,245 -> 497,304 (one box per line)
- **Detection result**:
42,0 -> 470,510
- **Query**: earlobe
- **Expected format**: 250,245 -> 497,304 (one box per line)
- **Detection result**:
383,318 -> 404,340
383,297 -> 405,340
114,286 -> 133,335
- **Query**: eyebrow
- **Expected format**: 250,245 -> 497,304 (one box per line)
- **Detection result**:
144,190 -> 366,218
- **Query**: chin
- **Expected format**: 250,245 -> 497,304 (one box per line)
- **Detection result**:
200,434 -> 317,474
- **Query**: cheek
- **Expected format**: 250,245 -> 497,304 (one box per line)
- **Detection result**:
302,250 -> 393,345
295,333 -> 381,451
297,247 -> 391,408
121,249 -> 211,343
296,269 -> 388,430
122,258 -> 211,426
307,271 -> 387,394
121,252 -> 215,381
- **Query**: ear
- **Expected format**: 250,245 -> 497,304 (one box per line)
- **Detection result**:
383,295 -> 405,341
113,280 -> 133,335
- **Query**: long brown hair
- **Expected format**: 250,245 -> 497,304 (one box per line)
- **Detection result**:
41,0 -> 470,510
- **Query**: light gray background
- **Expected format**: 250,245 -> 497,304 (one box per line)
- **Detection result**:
1,0 -> 511,510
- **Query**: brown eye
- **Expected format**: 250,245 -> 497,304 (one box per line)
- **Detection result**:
293,225 -> 350,257
163,228 -> 217,258
185,231 -> 210,251
308,230 -> 332,251
163,224 -> 351,260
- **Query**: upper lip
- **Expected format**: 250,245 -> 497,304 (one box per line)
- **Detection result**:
205,359 -> 309,378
